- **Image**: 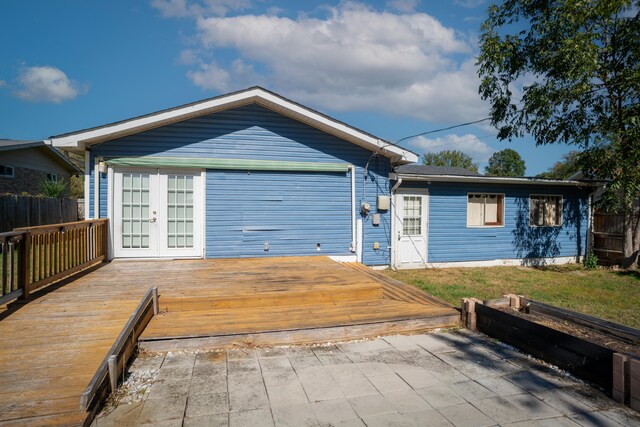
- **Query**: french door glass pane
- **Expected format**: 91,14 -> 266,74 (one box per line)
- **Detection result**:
167,175 -> 194,248
121,173 -> 150,248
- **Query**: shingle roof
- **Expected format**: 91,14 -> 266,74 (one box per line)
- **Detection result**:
0,139 -> 82,174
0,139 -> 44,151
395,164 -> 482,176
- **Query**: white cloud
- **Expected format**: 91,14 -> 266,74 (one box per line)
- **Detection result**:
387,0 -> 420,13
0,79 -> 6,88
407,133 -> 494,163
187,58 -> 260,90
184,3 -> 487,123
14,66 -> 85,103
151,0 -> 251,17
187,61 -> 231,91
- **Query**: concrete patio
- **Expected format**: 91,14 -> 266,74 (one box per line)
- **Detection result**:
93,330 -> 640,427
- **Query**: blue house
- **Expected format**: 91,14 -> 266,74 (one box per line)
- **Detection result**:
390,165 -> 593,269
48,87 -> 595,268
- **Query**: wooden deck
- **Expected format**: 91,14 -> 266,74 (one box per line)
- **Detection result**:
0,256 -> 457,426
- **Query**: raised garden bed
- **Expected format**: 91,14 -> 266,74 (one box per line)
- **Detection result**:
461,295 -> 640,412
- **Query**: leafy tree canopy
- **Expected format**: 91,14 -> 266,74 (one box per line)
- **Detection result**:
485,148 -> 526,176
536,151 -> 581,179
477,0 -> 640,268
423,150 -> 479,172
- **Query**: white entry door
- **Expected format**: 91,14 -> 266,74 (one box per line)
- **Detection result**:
394,191 -> 428,269
113,169 -> 203,258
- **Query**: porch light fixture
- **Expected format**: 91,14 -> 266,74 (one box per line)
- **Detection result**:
98,161 -> 108,174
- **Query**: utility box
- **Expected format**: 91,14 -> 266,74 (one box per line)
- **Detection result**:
371,213 -> 380,226
377,195 -> 390,211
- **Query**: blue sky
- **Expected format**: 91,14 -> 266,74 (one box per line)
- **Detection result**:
0,0 -> 575,175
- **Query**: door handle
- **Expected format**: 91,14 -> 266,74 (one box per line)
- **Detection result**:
397,231 -> 401,241
149,217 -> 157,223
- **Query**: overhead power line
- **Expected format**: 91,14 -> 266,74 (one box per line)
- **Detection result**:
395,117 -> 492,144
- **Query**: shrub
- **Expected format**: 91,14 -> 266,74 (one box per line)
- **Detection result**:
584,251 -> 598,270
40,179 -> 68,198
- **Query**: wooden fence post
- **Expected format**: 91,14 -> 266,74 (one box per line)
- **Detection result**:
19,232 -> 31,299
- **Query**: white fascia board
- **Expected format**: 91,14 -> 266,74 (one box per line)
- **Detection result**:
397,174 -> 595,187
47,88 -> 417,163
255,94 -> 417,164
47,91 -> 259,150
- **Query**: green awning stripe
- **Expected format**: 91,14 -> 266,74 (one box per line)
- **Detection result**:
105,157 -> 350,172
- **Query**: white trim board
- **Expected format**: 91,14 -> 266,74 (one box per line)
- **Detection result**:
48,87 -> 416,164
328,255 -> 358,263
424,256 -> 582,269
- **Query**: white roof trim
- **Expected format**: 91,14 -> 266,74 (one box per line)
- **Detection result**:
47,87 -> 417,164
396,173 -> 598,187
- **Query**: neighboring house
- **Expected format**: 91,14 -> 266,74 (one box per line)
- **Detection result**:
0,139 -> 81,195
47,87 -> 596,268
390,165 -> 595,268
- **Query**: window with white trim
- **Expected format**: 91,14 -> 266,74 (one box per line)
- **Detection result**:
530,195 -> 563,227
46,173 -> 58,182
467,193 -> 504,227
0,165 -> 15,178
402,196 -> 422,236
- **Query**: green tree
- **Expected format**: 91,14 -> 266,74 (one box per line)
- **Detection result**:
485,148 -> 526,176
537,151 -> 581,179
477,0 -> 640,269
423,150 -> 479,173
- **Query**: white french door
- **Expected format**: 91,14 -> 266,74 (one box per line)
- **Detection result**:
394,190 -> 428,269
113,168 -> 203,258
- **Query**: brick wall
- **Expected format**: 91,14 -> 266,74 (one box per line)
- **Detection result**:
0,167 -> 69,196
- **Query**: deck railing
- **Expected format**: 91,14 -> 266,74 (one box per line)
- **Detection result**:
0,219 -> 108,305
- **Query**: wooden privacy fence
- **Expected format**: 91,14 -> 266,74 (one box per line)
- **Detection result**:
0,195 -> 79,233
592,212 -> 624,266
0,218 -> 108,306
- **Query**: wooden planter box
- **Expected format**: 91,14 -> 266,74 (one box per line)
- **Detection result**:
461,296 -> 640,411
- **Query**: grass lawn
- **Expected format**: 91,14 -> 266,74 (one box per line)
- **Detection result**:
384,264 -> 640,329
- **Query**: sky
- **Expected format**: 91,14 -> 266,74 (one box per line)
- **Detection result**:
0,0 -> 576,175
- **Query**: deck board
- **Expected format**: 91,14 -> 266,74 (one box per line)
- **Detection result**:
0,256 -> 457,426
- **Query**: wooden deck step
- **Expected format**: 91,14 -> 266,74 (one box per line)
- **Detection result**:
141,299 -> 456,341
160,280 -> 383,312
345,263 -> 453,307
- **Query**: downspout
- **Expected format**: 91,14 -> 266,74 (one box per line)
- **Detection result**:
390,177 -> 403,269
348,165 -> 356,254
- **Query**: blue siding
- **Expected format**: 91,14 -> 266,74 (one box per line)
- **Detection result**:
89,104 -> 392,265
206,170 -> 351,258
401,181 -> 589,263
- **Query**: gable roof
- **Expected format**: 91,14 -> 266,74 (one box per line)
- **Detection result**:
47,86 -> 417,164
0,139 -> 82,175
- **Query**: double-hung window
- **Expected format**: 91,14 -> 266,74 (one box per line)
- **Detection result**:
467,193 -> 504,227
530,195 -> 562,227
